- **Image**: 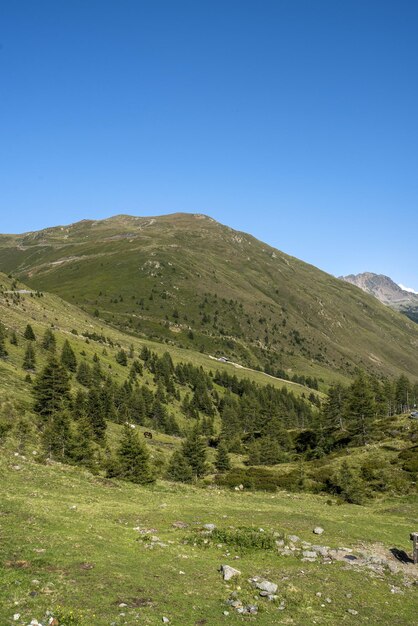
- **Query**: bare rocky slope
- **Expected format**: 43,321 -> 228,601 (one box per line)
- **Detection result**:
341,272 -> 418,324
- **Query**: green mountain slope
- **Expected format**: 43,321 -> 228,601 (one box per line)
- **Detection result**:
0,271 -> 311,410
0,213 -> 417,383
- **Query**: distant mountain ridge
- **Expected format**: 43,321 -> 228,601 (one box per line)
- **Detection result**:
0,213 -> 417,382
341,272 -> 418,323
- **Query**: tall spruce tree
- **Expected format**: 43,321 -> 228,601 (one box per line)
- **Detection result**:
215,441 -> 231,472
76,360 -> 92,386
23,342 -> 36,370
41,328 -> 56,352
42,408 -> 73,461
182,426 -> 207,477
23,324 -> 36,341
87,388 -> 107,442
166,449 -> 193,482
33,356 -> 70,418
114,424 -> 155,484
0,322 -> 8,357
346,371 -> 376,445
61,339 -> 77,372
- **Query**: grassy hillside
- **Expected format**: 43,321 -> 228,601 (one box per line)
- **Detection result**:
0,271 -> 314,409
0,213 -> 417,384
0,450 -> 417,626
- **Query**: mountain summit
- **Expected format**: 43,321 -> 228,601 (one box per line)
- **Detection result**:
0,213 -> 417,382
341,272 -> 418,323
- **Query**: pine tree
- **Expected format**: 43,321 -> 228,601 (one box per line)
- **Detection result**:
215,441 -> 231,472
346,372 -> 376,445
116,349 -> 128,366
42,408 -> 73,461
182,426 -> 207,477
114,425 -> 155,484
0,322 -> 8,357
61,339 -> 77,372
41,328 -> 56,352
23,342 -> 36,370
76,361 -> 92,386
166,449 -> 193,482
32,356 -> 71,418
248,440 -> 261,465
70,415 -> 95,467
87,388 -> 107,442
259,437 -> 282,465
9,330 -> 18,346
336,460 -> 366,504
23,324 -> 36,341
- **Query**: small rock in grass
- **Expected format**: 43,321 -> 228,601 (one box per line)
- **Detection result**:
221,565 -> 241,581
256,580 -> 278,594
347,609 -> 358,615
162,618 -> 170,624
172,521 -> 188,529
203,523 -> 216,531
288,535 -> 300,543
13,615 -> 20,622
223,610 -> 229,615
313,527 -> 324,535
302,551 -> 317,559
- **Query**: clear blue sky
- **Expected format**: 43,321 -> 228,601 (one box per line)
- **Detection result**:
1,0 -> 417,288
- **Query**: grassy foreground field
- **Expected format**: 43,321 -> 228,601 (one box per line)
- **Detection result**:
0,452 -> 417,626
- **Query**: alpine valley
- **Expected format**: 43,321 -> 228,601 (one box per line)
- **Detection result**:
0,213 -> 417,626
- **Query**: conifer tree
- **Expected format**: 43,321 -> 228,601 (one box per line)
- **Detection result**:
70,416 -> 95,467
116,349 -> 128,366
41,328 -> 56,352
114,424 -> 155,484
72,389 -> 87,420
33,356 -> 71,418
166,449 -> 193,482
87,388 -> 107,442
61,339 -> 77,372
23,324 -> 36,341
215,441 -> 231,472
23,342 -> 36,370
76,360 -> 92,386
9,330 -> 18,346
182,426 -> 207,477
0,322 -> 8,357
347,371 -> 376,444
42,408 -> 73,461
248,440 -> 261,465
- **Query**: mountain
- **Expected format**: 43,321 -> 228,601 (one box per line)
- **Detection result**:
0,213 -> 417,383
341,272 -> 418,324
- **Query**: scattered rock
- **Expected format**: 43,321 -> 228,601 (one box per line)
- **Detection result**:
313,527 -> 324,535
220,565 -> 241,581
203,523 -> 216,531
302,551 -> 317,559
13,615 -> 20,622
162,618 -> 170,624
255,580 -> 278,594
347,609 -> 358,615
288,535 -> 300,543
172,521 -> 189,529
